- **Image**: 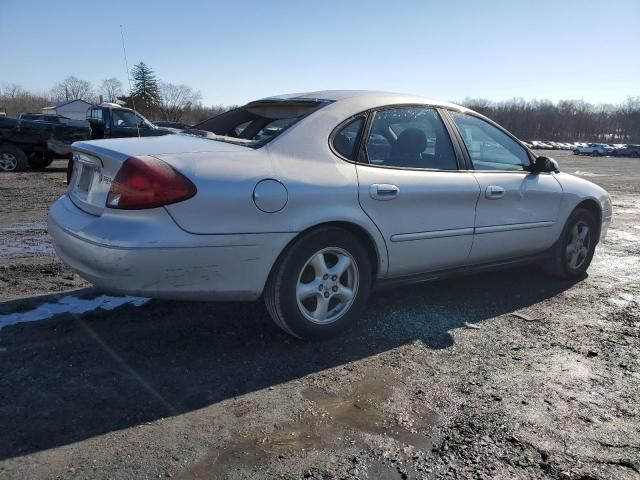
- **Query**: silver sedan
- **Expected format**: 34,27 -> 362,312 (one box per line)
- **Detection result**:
49,91 -> 612,339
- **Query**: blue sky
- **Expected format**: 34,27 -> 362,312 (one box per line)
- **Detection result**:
1,0 -> 638,106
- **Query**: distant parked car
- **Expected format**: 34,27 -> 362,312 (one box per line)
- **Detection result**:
613,144 -> 640,158
19,113 -> 70,124
573,143 -> 614,156
520,140 -> 533,148
154,120 -> 192,130
529,140 -> 552,149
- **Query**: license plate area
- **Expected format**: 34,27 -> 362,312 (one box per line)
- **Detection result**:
76,164 -> 96,194
69,151 -> 107,216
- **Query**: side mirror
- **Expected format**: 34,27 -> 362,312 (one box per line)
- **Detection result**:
532,156 -> 559,173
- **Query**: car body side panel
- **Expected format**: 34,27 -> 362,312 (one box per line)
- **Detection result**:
469,171 -> 564,262
163,142 -> 390,278
552,172 -> 612,241
355,166 -> 480,276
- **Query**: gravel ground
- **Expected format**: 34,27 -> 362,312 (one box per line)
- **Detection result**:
0,152 -> 638,480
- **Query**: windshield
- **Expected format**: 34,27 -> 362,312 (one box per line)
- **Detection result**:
188,98 -> 330,147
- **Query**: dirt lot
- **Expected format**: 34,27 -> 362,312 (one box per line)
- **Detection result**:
0,152 -> 639,480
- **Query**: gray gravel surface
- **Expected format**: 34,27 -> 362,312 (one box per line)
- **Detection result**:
0,152 -> 638,479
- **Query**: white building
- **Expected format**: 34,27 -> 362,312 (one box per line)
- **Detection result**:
42,99 -> 94,121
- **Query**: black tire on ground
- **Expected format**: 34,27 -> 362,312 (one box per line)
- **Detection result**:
264,226 -> 372,339
0,144 -> 29,172
28,153 -> 54,170
631,152 -> 639,158
543,207 -> 598,279
573,149 -> 580,155
591,150 -> 600,157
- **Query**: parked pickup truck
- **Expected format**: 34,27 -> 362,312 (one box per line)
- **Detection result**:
0,116 -> 90,172
87,103 -> 173,140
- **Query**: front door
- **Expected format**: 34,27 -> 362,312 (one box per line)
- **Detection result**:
353,106 -> 480,277
447,111 -> 563,263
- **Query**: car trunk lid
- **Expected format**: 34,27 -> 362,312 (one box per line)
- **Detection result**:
68,134 -> 252,216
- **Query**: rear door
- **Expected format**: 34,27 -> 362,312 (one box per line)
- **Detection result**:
349,106 -> 480,277
446,110 -> 563,263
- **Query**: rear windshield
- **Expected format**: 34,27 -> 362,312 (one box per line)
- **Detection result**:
186,98 -> 330,147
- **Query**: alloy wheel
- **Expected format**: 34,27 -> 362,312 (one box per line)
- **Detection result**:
566,221 -> 591,269
0,152 -> 18,172
296,247 -> 359,325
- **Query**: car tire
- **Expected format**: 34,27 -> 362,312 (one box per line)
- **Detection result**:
0,144 -> 29,172
573,149 -> 580,155
28,153 -> 54,170
631,152 -> 639,158
543,207 -> 598,279
591,150 -> 600,157
264,226 -> 372,339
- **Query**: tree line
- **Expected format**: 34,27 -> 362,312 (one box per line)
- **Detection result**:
0,62 -> 227,124
461,97 -> 640,143
1,68 -> 638,141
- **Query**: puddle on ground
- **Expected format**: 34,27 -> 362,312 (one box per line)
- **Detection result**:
303,374 -> 438,451
0,294 -> 148,330
179,373 -> 440,479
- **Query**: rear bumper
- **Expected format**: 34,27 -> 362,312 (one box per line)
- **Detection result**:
48,195 -> 295,301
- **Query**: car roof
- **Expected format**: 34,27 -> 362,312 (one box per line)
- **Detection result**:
261,90 -> 465,110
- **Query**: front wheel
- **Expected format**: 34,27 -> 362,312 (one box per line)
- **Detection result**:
543,208 -> 597,279
0,145 -> 28,172
264,227 -> 372,339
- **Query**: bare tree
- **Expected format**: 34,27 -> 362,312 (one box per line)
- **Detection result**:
157,82 -> 202,121
0,83 -> 51,116
51,76 -> 94,102
99,77 -> 123,103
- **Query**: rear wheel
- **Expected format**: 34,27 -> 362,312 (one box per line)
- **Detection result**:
543,208 -> 597,279
28,153 -> 54,170
573,149 -> 580,155
264,227 -> 372,339
0,145 -> 28,172
591,150 -> 600,157
631,151 -> 639,158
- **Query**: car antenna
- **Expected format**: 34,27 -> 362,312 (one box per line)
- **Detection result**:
119,25 -> 141,140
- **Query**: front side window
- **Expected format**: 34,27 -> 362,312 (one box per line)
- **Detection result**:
364,107 -> 458,170
449,111 -> 530,171
111,110 -> 140,127
332,117 -> 365,160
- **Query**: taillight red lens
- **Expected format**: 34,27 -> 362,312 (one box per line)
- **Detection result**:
66,157 -> 74,184
106,156 -> 197,209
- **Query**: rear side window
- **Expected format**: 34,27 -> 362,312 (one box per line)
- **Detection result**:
332,117 -> 365,160
364,107 -> 458,170
191,99 -> 330,148
449,111 -> 530,170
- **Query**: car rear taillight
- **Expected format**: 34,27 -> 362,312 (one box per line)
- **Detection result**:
66,157 -> 74,184
106,156 -> 197,210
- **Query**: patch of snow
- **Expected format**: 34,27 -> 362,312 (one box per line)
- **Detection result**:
0,294 -> 148,331
0,222 -> 47,233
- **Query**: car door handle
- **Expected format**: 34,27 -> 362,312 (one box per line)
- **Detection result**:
369,183 -> 399,201
485,185 -> 505,199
